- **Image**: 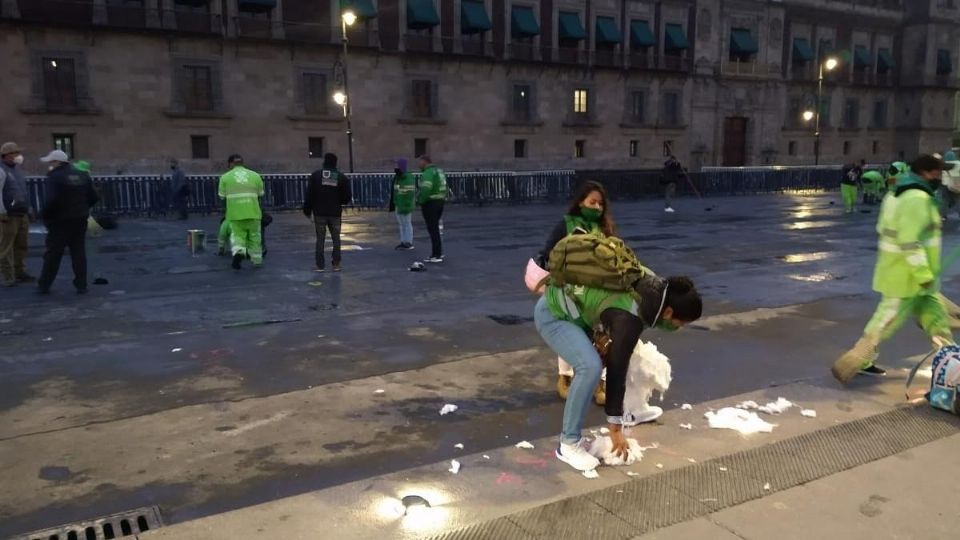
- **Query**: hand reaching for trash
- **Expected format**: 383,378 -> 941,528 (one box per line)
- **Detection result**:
608,424 -> 630,460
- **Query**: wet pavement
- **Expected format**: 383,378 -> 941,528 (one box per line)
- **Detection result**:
2,193 -> 959,537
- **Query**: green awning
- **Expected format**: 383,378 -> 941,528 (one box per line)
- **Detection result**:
341,0 -> 377,19
877,48 -> 896,71
792,38 -> 814,61
664,23 -> 689,51
237,0 -> 275,13
730,29 -> 758,54
407,0 -> 439,29
461,0 -> 491,34
558,12 -> 586,41
854,46 -> 872,68
630,20 -> 655,48
595,16 -> 622,44
511,5 -> 539,38
938,49 -> 953,75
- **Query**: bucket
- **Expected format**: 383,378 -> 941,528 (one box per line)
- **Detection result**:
187,229 -> 206,255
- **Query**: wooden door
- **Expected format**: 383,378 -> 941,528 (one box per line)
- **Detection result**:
722,117 -> 748,166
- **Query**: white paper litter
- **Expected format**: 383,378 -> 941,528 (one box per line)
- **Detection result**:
589,437 -> 646,466
170,348 -> 182,353
679,423 -> 693,430
627,471 -> 640,476
681,403 -> 693,410
758,397 -> 794,415
656,463 -> 664,469
482,455 -> 490,459
719,467 -> 728,472
763,482 -> 771,491
454,443 -> 464,449
736,400 -> 760,410
687,458 -> 697,463
439,404 -> 458,416
514,441 -> 535,450
448,460 -> 461,474
623,341 -> 673,418
705,407 -> 775,434
42,337 -> 53,342
374,389 -> 385,394
599,427 -> 610,435
581,469 -> 599,479
800,409 -> 817,418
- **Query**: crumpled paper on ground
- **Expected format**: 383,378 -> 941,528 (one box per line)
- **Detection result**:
705,407 -> 775,434
588,437 -> 647,466
623,340 -> 672,418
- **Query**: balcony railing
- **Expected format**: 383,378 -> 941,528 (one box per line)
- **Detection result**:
593,49 -> 621,68
509,42 -> 538,61
721,59 -> 778,78
556,46 -> 586,65
404,32 -> 435,53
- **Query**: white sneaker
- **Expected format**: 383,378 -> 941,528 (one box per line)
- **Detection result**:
622,405 -> 664,427
425,256 -> 444,263
664,207 -> 675,213
556,439 -> 600,472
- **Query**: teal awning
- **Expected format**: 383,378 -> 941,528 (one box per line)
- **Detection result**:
341,0 -> 377,19
237,0 -> 275,13
630,20 -> 655,48
558,11 -> 586,40
595,16 -> 622,44
792,38 -> 814,61
877,48 -> 896,71
664,23 -> 689,50
854,46 -> 872,68
730,29 -> 758,54
511,5 -> 539,38
938,49 -> 953,75
461,0 -> 491,34
407,0 -> 439,29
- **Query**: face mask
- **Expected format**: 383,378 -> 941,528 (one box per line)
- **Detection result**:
13,155 -> 24,166
656,319 -> 680,332
580,207 -> 602,222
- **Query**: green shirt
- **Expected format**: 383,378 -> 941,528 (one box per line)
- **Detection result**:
545,284 -> 637,331
218,166 -> 264,221
417,165 -> 447,204
393,172 -> 416,214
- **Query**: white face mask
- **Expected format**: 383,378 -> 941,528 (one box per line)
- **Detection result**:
12,155 -> 24,166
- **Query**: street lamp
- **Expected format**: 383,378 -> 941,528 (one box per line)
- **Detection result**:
338,10 -> 357,172
814,56 -> 840,166
802,110 -> 815,122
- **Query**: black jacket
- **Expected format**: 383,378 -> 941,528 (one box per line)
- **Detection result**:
42,164 -> 98,223
303,168 -> 351,217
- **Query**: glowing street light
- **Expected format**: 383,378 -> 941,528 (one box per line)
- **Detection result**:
824,57 -> 839,72
338,9 -> 358,172
342,10 -> 357,27
332,91 -> 347,106
802,110 -> 815,122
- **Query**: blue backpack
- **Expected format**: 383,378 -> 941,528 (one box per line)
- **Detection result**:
908,345 -> 960,414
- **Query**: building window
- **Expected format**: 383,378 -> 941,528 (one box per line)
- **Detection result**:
629,140 -> 639,157
52,134 -> 75,159
411,79 -> 434,118
573,88 -> 589,116
629,91 -> 645,124
574,139 -> 585,158
190,135 -> 209,159
788,141 -> 797,156
729,28 -> 758,63
872,140 -> 879,155
42,58 -> 77,108
414,138 -> 429,157
182,65 -> 213,112
512,84 -> 532,122
514,139 -> 527,158
661,92 -> 680,126
843,141 -> 852,156
308,137 -> 324,159
872,100 -> 887,128
844,98 -> 859,129
302,72 -> 328,115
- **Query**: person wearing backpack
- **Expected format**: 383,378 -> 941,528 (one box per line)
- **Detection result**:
536,181 -> 617,406
391,158 -> 416,250
534,269 -> 702,471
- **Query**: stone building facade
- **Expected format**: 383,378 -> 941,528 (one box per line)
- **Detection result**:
0,0 -> 957,174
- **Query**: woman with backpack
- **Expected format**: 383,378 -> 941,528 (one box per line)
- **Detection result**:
535,182 -> 617,406
534,272 -> 703,471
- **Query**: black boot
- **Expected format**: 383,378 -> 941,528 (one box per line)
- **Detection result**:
232,253 -> 243,270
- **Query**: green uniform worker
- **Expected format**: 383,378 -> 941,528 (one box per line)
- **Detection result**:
861,170 -> 884,204
217,154 -> 264,269
391,158 -> 416,249
833,155 -> 956,384
840,164 -> 860,213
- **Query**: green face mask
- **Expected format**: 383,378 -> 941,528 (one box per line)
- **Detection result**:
580,207 -> 602,222
656,319 -> 680,332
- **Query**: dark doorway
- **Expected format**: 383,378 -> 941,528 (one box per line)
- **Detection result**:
722,117 -> 748,166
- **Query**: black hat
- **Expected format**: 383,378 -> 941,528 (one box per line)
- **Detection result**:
912,154 -> 956,173
227,154 -> 243,165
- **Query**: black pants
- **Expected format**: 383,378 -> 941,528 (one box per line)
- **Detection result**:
39,218 -> 88,291
173,190 -> 189,220
314,215 -> 341,268
421,200 -> 444,258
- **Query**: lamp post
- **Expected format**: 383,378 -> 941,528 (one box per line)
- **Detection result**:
338,10 -> 357,172
809,56 -> 839,166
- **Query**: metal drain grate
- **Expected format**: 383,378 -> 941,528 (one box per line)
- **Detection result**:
428,405 -> 960,540
11,506 -> 164,540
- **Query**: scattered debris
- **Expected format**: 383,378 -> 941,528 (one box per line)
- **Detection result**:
759,397 -> 794,415
599,427 -> 610,435
514,441 -> 535,450
170,348 -> 182,353
581,469 -> 599,479
42,337 -> 53,342
763,482 -> 771,491
482,455 -> 490,460
589,437 -> 646,466
687,458 -> 697,463
801,409 -> 817,418
627,471 -> 640,476
656,464 -> 664,469
679,423 -> 693,430
719,467 -> 728,472
374,389 -> 385,394
439,404 -> 458,416
448,460 -> 461,474
409,262 -> 426,272
736,400 -> 760,410
700,498 -> 718,503
307,281 -> 323,287
454,443 -> 464,450
681,403 -> 693,410
705,408 -> 776,434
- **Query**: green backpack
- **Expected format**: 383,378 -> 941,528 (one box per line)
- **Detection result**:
543,233 -> 653,297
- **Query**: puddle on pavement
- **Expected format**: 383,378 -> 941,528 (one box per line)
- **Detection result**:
787,272 -> 846,282
778,251 -> 834,263
784,221 -> 841,230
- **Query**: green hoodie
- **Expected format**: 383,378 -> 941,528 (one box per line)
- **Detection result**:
417,164 -> 447,204
393,172 -> 416,214
873,173 -> 941,298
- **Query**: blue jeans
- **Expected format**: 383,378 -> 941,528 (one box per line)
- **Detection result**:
534,295 -> 602,445
396,212 -> 413,244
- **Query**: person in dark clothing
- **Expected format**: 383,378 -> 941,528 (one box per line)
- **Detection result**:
303,153 -> 351,272
662,155 -> 683,213
169,159 -> 189,220
36,150 -> 98,295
